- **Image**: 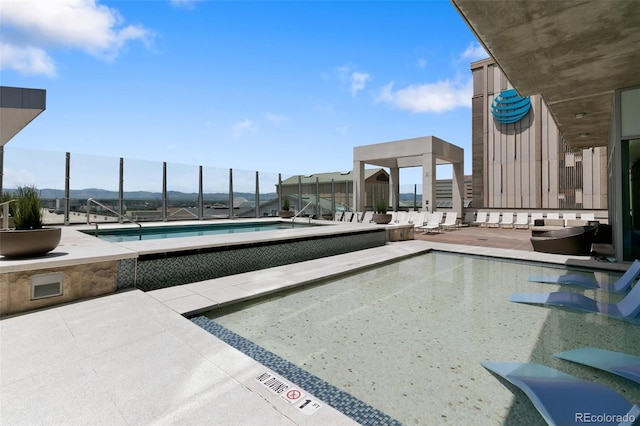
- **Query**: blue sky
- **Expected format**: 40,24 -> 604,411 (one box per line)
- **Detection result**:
1,0 -> 487,191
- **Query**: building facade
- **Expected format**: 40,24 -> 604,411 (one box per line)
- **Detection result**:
471,58 -> 607,210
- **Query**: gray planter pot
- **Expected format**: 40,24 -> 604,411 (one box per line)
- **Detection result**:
0,227 -> 61,258
372,213 -> 392,224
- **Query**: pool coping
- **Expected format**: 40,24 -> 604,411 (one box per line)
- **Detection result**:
147,239 -> 628,317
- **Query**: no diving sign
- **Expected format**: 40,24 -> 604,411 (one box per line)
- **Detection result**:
282,388 -> 322,415
256,371 -> 322,415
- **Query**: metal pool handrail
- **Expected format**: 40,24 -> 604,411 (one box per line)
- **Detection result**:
86,198 -> 142,240
1,199 -> 14,230
293,201 -> 315,224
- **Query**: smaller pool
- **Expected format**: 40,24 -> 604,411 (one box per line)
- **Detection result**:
84,221 -> 316,242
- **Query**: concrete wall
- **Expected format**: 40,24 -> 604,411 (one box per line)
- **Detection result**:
0,261 -> 118,317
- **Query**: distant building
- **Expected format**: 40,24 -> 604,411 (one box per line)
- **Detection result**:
280,169 -> 473,211
278,169 -> 389,211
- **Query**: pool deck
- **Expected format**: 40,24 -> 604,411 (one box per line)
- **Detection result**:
0,222 -> 631,425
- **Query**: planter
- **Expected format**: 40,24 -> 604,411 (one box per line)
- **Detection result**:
372,213 -> 392,224
279,210 -> 294,218
0,227 -> 61,258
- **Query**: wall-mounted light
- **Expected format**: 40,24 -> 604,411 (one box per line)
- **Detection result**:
579,133 -> 590,138
575,113 -> 586,119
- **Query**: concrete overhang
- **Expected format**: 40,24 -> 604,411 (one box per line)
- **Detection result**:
354,136 -> 463,169
0,86 -> 47,146
452,0 -> 640,148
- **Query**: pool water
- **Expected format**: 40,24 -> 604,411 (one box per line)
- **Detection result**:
205,252 -> 640,425
85,221 -> 314,242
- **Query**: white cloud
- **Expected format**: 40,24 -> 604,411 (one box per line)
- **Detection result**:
336,65 -> 371,96
460,42 -> 488,61
265,113 -> 288,125
169,0 -> 205,9
417,58 -> 427,69
232,119 -> 255,137
376,78 -> 472,113
0,0 -> 152,75
0,43 -> 56,77
350,71 -> 371,96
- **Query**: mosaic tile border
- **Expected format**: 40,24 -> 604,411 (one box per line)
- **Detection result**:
191,315 -> 402,426
120,229 -> 386,291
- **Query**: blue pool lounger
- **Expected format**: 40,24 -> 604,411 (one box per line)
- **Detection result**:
528,260 -> 640,293
482,362 -> 640,426
509,279 -> 640,320
555,348 -> 640,385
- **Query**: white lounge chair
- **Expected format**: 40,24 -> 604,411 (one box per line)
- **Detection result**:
500,212 -> 514,228
441,211 -> 459,230
563,212 -> 577,226
395,211 -> 410,225
360,211 -> 373,224
530,212 -> 543,227
343,212 -> 354,222
420,211 -> 443,233
514,212 -> 529,229
411,211 -> 427,228
486,212 -> 501,228
581,212 -> 595,221
473,211 -> 488,226
416,212 -> 431,228
333,211 -> 344,222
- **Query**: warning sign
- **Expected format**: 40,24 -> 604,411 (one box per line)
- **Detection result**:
255,371 -> 321,415
281,388 -> 305,404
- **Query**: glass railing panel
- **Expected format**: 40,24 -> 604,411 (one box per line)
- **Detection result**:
165,161 -> 199,221
3,147 -> 67,224
122,157 -> 163,222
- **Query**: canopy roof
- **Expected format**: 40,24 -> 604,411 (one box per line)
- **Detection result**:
452,0 -> 640,148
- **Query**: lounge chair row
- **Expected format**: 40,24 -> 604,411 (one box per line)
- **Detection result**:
468,211 -> 596,229
333,210 -> 460,232
484,260 -> 640,424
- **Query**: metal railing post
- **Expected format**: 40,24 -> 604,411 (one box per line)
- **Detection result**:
65,152 -> 70,225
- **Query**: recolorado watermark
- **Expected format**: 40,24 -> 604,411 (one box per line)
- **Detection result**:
575,412 -> 636,423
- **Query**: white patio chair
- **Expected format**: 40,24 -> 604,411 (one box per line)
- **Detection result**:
441,211 -> 459,230
562,212 -> 577,226
473,211 -> 488,226
580,212 -> 595,221
500,212 -> 514,228
514,212 -> 529,229
360,211 -> 373,223
530,212 -> 543,226
486,212 -> 501,228
419,211 -> 443,233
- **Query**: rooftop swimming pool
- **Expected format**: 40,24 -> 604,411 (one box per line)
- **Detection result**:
199,252 -> 640,425
84,221 -> 317,242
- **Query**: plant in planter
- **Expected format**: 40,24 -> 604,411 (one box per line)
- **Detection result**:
0,185 -> 61,258
372,199 -> 392,224
279,195 -> 294,218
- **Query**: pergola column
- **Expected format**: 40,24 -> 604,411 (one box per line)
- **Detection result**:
353,160 -> 365,211
390,167 -> 400,211
452,160 -> 464,216
422,152 -> 436,212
